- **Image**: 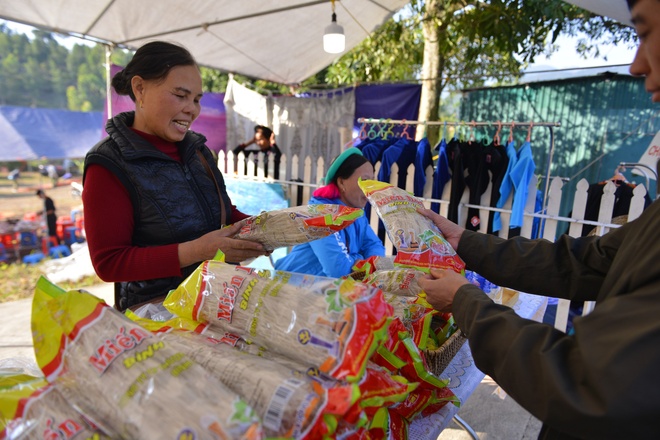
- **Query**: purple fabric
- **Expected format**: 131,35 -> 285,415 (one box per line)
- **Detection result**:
354,84 -> 422,135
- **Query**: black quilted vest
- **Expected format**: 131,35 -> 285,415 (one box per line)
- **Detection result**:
83,112 -> 231,310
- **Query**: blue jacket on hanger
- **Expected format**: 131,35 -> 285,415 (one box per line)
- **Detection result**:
414,137 -> 433,197
431,138 -> 451,213
492,140 -> 518,233
377,137 -> 417,187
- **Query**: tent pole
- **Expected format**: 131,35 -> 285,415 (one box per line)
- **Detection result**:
105,44 -> 112,118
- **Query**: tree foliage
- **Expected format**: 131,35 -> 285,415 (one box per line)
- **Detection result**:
0,24 -> 130,111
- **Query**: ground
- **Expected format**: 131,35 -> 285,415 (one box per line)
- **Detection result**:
0,171 -> 101,303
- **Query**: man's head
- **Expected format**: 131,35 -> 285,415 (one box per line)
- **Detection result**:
629,0 -> 660,102
254,125 -> 273,151
36,189 -> 44,198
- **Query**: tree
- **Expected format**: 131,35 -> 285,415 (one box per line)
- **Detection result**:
322,0 -> 636,144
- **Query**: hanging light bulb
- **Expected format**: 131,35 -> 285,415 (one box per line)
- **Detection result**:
323,0 -> 345,54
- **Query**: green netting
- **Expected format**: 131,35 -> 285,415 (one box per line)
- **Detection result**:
459,75 -> 659,224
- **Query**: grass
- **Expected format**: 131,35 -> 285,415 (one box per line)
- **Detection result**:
1,169 -> 101,303
0,259 -> 103,304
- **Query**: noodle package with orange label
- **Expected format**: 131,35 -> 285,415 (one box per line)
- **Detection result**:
233,204 -> 363,251
358,180 -> 465,274
126,311 -> 357,440
164,261 -> 393,383
31,277 -> 264,440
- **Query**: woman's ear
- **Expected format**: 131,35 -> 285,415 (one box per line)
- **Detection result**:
131,75 -> 145,102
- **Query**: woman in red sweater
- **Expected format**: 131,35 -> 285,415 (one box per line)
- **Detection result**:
83,41 -> 268,310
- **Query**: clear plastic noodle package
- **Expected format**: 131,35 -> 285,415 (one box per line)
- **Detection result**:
164,261 -> 394,383
31,277 -> 264,440
233,204 -> 363,251
128,313 -> 355,440
0,371 -> 110,439
358,179 -> 466,274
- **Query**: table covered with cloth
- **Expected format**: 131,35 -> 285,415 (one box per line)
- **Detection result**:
409,292 -> 548,439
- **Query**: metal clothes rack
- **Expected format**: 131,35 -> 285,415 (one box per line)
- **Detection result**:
357,118 -> 562,213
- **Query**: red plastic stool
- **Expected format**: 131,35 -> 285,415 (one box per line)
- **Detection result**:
41,236 -> 60,254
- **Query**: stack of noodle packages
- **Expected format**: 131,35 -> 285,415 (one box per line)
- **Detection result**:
357,180 -> 465,274
233,204 -> 363,251
31,277 -> 264,440
127,312 -> 357,439
0,371 -> 109,439
164,261 -> 393,383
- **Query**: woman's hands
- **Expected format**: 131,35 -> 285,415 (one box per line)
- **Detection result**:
417,207 -> 465,250
178,222 -> 269,266
418,268 -> 471,313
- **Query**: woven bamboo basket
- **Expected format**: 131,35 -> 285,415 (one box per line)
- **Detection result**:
349,269 -> 468,376
422,329 -> 467,376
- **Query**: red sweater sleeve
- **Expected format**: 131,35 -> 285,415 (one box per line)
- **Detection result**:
230,206 -> 251,223
82,164 -> 182,282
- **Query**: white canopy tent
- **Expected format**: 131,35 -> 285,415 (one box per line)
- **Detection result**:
0,1 -> 633,86
0,0 -> 409,86
562,0 -> 632,27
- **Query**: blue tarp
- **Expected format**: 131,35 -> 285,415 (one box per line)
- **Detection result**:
0,105 -> 103,160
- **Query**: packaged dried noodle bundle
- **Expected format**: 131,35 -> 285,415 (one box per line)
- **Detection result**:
127,312 -> 356,440
31,277 -> 264,440
358,179 -> 466,274
233,204 -> 363,251
164,261 -> 393,382
362,268 -> 426,297
0,372 -> 110,439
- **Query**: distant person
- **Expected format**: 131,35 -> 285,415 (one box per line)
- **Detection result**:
8,169 -> 19,192
36,189 -> 59,245
46,164 -> 59,188
82,41 -> 268,311
233,125 -> 282,179
274,148 -> 384,277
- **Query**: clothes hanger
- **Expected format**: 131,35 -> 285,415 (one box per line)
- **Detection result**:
608,166 -> 628,186
493,121 -> 502,146
381,118 -> 394,139
508,122 -> 515,144
526,122 -> 534,142
358,122 -> 368,140
400,119 -> 413,140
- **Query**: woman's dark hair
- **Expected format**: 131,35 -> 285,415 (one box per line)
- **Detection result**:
111,41 -> 197,102
332,153 -> 370,183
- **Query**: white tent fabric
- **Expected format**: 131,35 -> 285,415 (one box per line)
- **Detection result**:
562,0 -> 632,26
224,78 -> 355,183
0,0 -> 408,85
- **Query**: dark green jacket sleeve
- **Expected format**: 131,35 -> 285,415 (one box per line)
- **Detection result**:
457,228 -> 623,302
451,202 -> 660,439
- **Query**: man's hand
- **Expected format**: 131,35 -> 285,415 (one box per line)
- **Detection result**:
418,268 -> 471,313
417,208 -> 465,250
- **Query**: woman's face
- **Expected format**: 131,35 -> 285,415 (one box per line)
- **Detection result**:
337,161 -> 374,208
132,65 -> 203,142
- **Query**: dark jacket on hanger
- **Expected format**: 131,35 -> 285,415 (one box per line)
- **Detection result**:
580,180 -> 652,236
446,138 -> 468,223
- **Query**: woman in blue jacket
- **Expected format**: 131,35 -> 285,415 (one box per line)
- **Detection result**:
274,148 -> 385,277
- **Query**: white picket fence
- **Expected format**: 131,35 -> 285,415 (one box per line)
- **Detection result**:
218,149 -> 651,331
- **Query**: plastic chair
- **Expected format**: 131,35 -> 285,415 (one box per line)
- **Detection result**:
23,252 -> 45,264
48,245 -> 71,259
0,243 -> 8,263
